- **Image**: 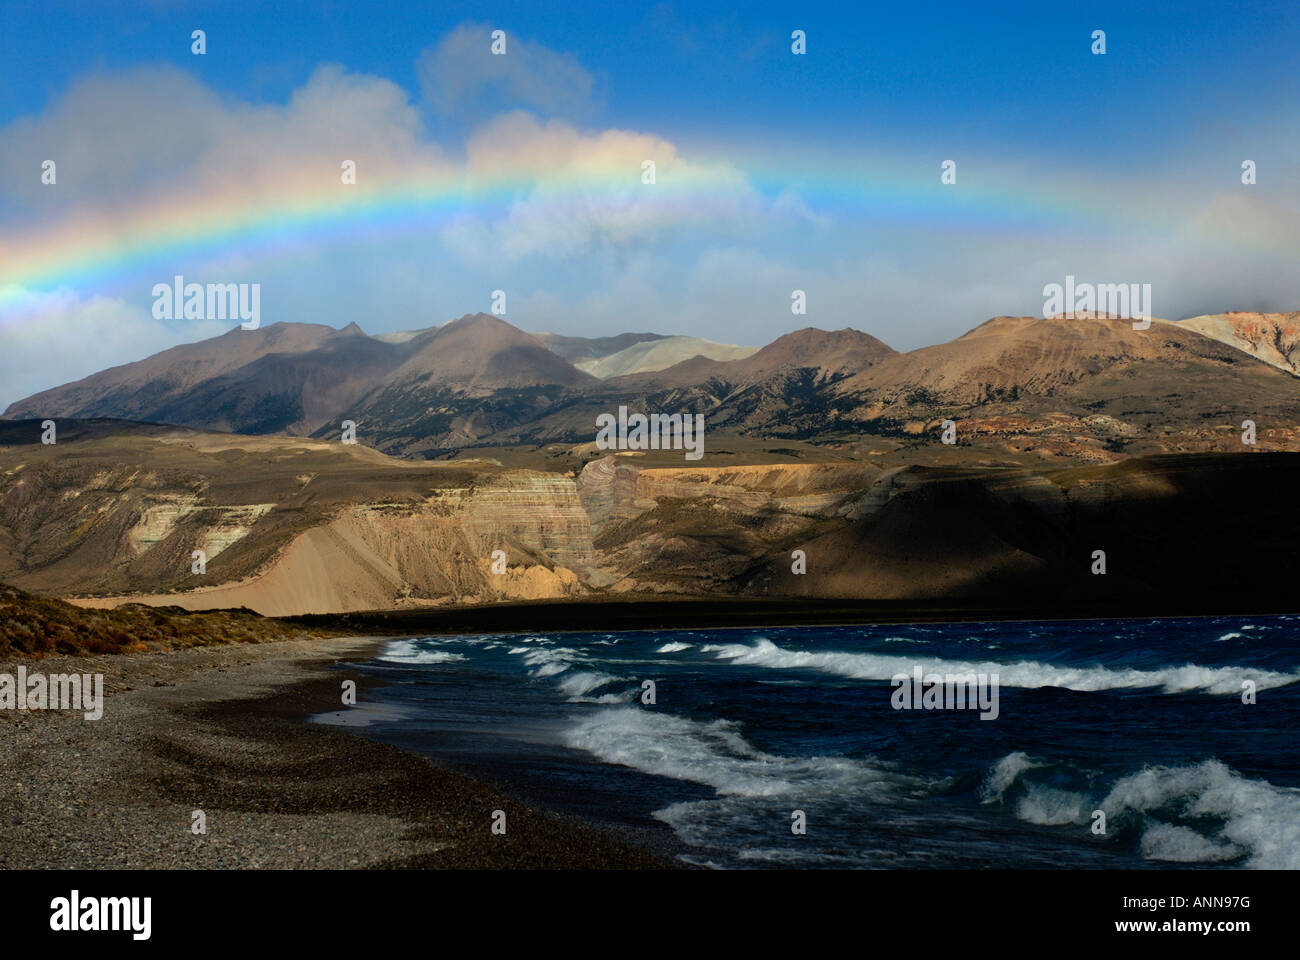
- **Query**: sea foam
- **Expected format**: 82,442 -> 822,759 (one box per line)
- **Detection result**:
378,640 -> 467,664
705,637 -> 1297,695
982,753 -> 1300,869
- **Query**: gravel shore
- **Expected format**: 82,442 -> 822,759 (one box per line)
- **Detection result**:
0,638 -> 672,869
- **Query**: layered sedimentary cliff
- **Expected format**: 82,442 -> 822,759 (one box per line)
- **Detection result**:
576,456 -> 880,531
0,429 -> 600,615
68,471 -> 598,616
6,425 -> 1297,616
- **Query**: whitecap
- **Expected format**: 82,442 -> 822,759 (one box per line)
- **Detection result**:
707,637 -> 1298,696
378,639 -> 467,665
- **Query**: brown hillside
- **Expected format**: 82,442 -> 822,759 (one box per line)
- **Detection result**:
381,313 -> 596,391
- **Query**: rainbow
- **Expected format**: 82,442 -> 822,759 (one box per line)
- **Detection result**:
0,149 -> 1283,317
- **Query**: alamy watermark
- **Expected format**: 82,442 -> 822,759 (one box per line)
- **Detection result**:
890,664 -> 999,720
0,668 -> 103,720
50,890 -> 150,940
595,406 -> 705,460
1043,275 -> 1151,330
152,275 -> 261,330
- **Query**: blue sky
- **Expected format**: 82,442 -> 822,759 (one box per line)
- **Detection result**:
1,1 -> 1298,405
6,1 -> 1297,153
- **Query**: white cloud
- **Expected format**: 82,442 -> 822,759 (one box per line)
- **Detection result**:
0,62 -> 449,218
445,110 -> 759,260
0,287 -> 226,409
417,22 -> 599,118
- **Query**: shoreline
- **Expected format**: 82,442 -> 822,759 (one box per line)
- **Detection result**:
0,636 -> 677,869
282,595 -> 1300,637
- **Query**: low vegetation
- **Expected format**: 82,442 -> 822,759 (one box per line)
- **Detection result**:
0,582 -> 337,658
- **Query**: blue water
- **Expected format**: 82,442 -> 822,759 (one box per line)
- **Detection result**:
317,616 -> 1300,869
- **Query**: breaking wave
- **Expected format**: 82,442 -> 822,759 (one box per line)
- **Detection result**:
379,640 -> 467,664
982,753 -> 1300,869
705,638 -> 1298,695
561,705 -> 922,800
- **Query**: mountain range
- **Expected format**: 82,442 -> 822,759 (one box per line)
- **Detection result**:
6,309 -> 1300,461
